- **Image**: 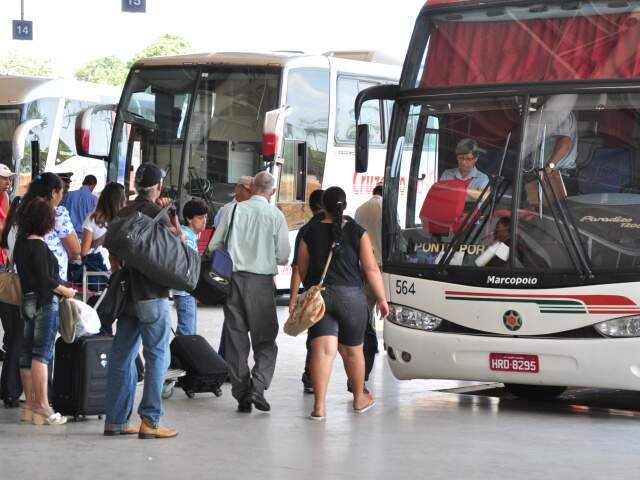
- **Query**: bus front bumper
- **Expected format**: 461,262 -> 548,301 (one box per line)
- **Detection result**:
384,320 -> 640,390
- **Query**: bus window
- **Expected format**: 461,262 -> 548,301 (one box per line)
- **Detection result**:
280,69 -> 330,228
336,77 -> 383,144
112,68 -> 198,200
183,68 -> 280,216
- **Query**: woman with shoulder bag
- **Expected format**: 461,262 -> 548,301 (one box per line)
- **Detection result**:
297,186 -> 389,420
15,198 -> 76,425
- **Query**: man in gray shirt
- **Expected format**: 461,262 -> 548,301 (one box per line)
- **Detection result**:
209,171 -> 290,413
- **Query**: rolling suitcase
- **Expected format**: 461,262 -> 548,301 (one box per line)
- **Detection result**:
52,334 -> 113,420
169,334 -> 228,399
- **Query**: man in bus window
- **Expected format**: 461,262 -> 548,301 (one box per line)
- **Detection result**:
439,138 -> 489,202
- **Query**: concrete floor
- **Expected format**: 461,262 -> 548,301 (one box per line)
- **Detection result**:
2,304 -> 640,480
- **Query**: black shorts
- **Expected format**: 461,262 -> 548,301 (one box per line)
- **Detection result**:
307,285 -> 368,346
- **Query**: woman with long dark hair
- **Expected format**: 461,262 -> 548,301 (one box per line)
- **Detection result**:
15,198 -> 76,425
80,182 -> 126,271
297,186 -> 388,420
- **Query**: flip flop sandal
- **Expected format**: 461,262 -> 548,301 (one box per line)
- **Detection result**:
354,399 -> 376,414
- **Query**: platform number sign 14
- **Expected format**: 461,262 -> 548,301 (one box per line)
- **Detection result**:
122,0 -> 146,13
12,20 -> 32,40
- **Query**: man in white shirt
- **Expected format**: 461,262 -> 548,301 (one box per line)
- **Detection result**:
354,184 -> 383,386
213,176 -> 253,228
355,184 -> 383,266
209,171 -> 290,413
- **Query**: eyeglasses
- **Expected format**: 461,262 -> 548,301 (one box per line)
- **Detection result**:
457,154 -> 476,162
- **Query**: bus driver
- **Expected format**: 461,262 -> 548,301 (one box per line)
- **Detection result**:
440,138 -> 490,202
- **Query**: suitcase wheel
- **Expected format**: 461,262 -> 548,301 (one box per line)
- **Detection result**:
184,390 -> 195,399
162,381 -> 175,400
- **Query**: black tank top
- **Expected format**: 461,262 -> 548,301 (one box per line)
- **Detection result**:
302,219 -> 365,288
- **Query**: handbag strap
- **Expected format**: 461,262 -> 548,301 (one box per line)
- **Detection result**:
317,243 -> 335,288
223,204 -> 238,248
317,219 -> 348,287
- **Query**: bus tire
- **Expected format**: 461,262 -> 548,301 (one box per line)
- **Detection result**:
504,383 -> 566,400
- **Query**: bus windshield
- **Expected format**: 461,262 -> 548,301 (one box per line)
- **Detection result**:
110,66 -> 280,209
391,91 -> 640,281
0,107 -> 21,165
414,0 -> 640,88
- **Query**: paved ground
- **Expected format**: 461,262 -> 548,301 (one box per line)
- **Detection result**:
2,304 -> 640,480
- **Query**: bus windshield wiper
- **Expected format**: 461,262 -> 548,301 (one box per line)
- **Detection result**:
538,169 -> 593,279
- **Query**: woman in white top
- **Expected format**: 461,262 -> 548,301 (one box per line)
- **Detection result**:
80,183 -> 126,271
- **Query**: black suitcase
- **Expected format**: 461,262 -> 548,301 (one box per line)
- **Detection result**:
52,335 -> 113,419
170,335 -> 228,398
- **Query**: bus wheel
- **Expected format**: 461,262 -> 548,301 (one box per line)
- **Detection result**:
504,383 -> 566,400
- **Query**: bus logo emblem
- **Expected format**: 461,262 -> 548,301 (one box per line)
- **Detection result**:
503,310 -> 522,331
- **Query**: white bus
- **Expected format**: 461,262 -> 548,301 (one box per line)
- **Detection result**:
0,75 -> 120,194
356,0 -> 640,399
79,51 -> 399,288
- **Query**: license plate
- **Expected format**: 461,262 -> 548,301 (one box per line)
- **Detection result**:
489,353 -> 539,373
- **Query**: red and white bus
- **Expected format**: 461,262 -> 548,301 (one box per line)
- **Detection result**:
356,0 -> 640,398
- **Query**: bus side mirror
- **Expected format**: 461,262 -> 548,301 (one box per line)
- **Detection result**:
75,104 -> 117,159
263,106 -> 291,166
12,118 -> 43,165
356,124 -> 369,173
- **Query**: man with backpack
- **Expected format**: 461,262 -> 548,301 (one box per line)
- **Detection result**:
103,163 -> 180,439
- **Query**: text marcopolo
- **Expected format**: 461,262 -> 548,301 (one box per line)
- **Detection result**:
487,276 -> 538,286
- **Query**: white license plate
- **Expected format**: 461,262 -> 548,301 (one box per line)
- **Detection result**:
489,353 -> 539,373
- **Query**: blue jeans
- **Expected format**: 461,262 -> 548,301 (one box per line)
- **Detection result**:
174,294 -> 197,336
19,293 -> 59,368
104,298 -> 171,429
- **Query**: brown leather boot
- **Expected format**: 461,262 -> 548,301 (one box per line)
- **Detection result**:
138,417 -> 178,439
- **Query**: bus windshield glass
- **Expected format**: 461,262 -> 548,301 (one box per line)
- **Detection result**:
111,66 -> 280,209
416,1 -> 640,88
0,108 -> 21,165
392,91 -> 640,277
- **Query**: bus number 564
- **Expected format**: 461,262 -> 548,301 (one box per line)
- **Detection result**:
395,280 -> 415,295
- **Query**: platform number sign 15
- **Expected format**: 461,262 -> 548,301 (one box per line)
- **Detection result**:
12,20 -> 32,40
122,0 -> 146,13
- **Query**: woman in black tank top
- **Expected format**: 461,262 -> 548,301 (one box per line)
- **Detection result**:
297,187 -> 388,420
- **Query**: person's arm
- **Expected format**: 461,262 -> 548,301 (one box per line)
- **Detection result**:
297,240 -> 310,286
359,232 -> 389,318
275,214 -> 291,266
62,231 -> 81,261
288,266 -> 302,314
207,209 -> 230,254
288,229 -> 305,313
80,228 -> 93,257
0,191 -> 9,239
546,136 -> 572,168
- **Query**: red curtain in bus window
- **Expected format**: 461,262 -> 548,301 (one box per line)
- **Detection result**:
422,14 -> 640,87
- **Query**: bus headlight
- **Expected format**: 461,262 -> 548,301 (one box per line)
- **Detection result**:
388,304 -> 443,331
594,316 -> 640,337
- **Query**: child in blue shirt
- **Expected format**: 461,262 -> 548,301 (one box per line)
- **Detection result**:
173,199 -> 209,336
